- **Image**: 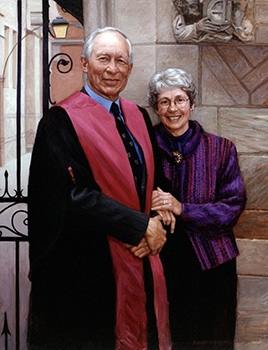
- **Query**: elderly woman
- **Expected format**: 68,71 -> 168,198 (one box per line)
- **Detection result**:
148,68 -> 246,349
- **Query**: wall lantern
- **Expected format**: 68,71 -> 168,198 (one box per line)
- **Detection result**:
51,16 -> 69,39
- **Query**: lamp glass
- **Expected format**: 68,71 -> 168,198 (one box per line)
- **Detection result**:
53,24 -> 68,39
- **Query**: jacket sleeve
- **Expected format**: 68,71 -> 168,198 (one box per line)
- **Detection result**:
180,142 -> 246,235
28,106 -> 149,265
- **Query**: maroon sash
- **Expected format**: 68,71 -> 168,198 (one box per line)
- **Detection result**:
58,92 -> 171,350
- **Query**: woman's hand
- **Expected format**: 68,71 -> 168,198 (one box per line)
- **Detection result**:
152,187 -> 182,217
156,209 -> 176,233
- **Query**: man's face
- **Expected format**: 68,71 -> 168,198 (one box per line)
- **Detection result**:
81,31 -> 133,101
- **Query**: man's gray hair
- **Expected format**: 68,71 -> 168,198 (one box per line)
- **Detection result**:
81,27 -> 133,64
147,68 -> 197,109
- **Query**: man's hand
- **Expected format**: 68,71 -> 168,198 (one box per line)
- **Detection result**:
124,237 -> 151,259
145,216 -> 167,255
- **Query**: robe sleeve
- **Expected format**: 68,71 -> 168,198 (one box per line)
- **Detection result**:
28,106 -> 149,268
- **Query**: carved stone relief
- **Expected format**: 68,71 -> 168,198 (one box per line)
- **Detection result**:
172,0 -> 253,42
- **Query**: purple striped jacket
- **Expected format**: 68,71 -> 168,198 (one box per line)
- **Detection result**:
155,120 -> 246,270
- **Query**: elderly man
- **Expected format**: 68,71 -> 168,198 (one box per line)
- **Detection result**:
27,27 -> 171,350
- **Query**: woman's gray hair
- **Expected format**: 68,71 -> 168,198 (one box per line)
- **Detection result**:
81,26 -> 133,64
147,68 -> 197,109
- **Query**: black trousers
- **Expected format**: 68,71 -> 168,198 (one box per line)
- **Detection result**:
161,230 -> 237,350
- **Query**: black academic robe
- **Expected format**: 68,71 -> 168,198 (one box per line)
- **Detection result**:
27,100 -> 158,349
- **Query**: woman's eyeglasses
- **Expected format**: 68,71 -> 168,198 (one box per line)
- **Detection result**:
157,97 -> 189,110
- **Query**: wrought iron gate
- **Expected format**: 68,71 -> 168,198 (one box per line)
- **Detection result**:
0,1 -> 82,348
0,1 -> 50,349
0,0 -> 28,348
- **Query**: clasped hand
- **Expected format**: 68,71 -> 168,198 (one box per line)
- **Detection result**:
125,187 -> 181,258
125,215 -> 166,258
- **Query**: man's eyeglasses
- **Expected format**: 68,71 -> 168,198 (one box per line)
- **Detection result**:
157,97 -> 189,110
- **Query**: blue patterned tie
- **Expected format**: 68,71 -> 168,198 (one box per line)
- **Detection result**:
110,102 -> 143,190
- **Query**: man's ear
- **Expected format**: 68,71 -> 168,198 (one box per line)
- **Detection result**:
80,57 -> 89,73
127,63 -> 133,78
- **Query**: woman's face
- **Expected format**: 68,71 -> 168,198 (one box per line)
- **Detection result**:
155,88 -> 192,137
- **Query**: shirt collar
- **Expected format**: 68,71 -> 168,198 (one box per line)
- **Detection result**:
84,83 -> 120,113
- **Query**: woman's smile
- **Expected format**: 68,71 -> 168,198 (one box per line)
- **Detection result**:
155,88 -> 191,136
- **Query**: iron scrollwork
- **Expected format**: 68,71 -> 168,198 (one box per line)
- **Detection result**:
0,170 -> 28,239
0,204 -> 28,239
48,52 -> 73,105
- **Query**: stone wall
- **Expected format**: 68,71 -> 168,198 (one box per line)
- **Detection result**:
110,0 -> 268,347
